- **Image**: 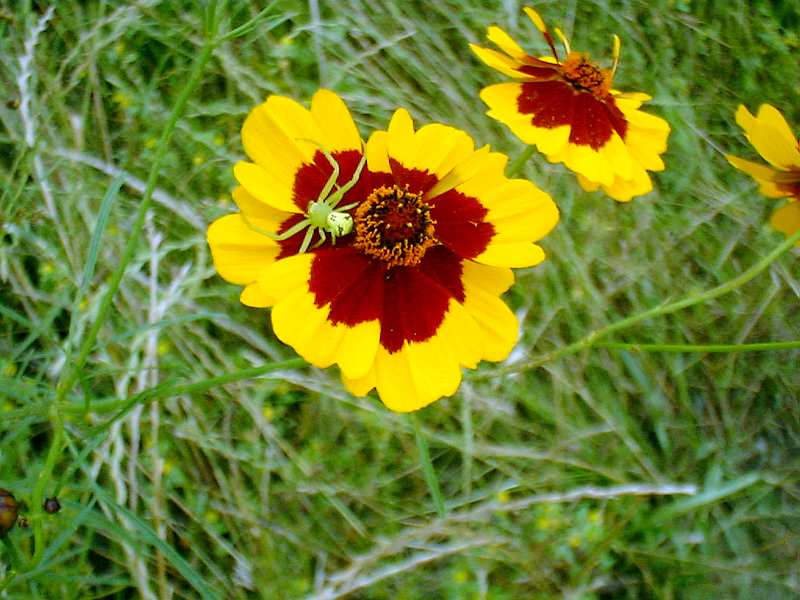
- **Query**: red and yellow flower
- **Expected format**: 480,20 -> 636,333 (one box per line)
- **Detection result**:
726,104 -> 800,245
207,90 -> 559,412
469,7 -> 670,202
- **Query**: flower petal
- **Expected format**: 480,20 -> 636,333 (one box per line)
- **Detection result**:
310,89 -> 363,153
233,163 -> 301,214
343,298 -> 484,412
725,155 -> 793,198
470,44 -> 532,79
736,104 -> 800,171
486,25 -> 529,62
241,96 -> 317,179
769,200 -> 800,245
441,151 -> 559,267
386,109 -> 475,190
259,253 -> 381,378
366,130 -> 391,174
207,214 -> 281,286
460,261 -> 518,361
240,283 -> 273,307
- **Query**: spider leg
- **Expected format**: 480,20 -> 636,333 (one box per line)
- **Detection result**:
299,139 -> 340,205
298,225 -> 318,254
336,200 -> 360,212
329,143 -> 367,209
242,214 -> 311,242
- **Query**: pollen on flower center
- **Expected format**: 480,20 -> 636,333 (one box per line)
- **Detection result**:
353,185 -> 437,268
561,52 -> 612,98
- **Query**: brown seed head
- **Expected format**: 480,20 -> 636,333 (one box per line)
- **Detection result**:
0,488 -> 19,537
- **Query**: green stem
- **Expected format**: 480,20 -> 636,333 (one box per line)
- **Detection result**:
1,537 -> 23,571
477,228 -> 800,379
21,412 -> 64,571
594,340 -> 800,353
53,39 -> 218,409
505,145 -> 536,179
409,412 -> 446,518
11,6 -> 224,585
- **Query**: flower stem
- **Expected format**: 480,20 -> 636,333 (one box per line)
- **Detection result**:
10,4 -> 225,584
409,412 -> 446,518
506,145 -> 537,179
478,227 -> 800,379
594,340 -> 800,353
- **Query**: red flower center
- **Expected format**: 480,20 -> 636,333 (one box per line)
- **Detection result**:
353,185 -> 437,267
561,52 -> 612,99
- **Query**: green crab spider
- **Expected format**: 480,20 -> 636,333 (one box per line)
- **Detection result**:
243,140 -> 366,254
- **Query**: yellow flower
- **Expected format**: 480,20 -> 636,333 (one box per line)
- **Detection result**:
207,90 -> 559,412
726,104 -> 800,245
470,7 -> 670,202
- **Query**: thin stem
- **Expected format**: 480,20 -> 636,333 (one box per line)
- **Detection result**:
594,340 -> 800,353
505,145 -> 536,179
21,412 -> 64,571
477,228 -> 800,379
1,537 -> 23,572
53,38 -> 218,409
409,412 -> 446,518
11,5 -> 224,584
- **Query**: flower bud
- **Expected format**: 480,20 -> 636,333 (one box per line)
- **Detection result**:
44,497 -> 61,514
0,488 -> 19,537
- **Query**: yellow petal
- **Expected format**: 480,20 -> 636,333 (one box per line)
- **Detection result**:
449,153 -> 559,260
370,345 -> 424,412
481,81 -> 572,154
725,155 -> 792,198
477,242 -> 546,268
597,168 -> 653,202
756,104 -> 798,147
427,146 -> 492,198
241,97 -> 315,178
769,200 -> 800,244
271,287 -> 380,376
523,7 -> 548,34
386,108 -> 416,163
342,299 -> 490,412
559,142 -> 614,186
485,26 -> 529,62
310,89 -> 362,153
207,214 -> 281,286
371,304 -> 482,412
259,253 -> 381,378
744,122 -> 800,171
736,104 -> 800,171
341,364 -> 376,398
460,262 -> 519,362
232,186 -> 289,223
470,44 -> 531,79
388,112 -> 475,181
366,130 -> 391,174
600,132 -> 634,181
257,253 -> 314,300
240,283 -> 274,307
621,120 -> 668,173
234,162 -> 303,214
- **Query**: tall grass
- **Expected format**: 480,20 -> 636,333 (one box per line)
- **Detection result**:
1,1 -> 798,598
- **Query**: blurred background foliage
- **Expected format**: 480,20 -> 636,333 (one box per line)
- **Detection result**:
0,0 -> 799,598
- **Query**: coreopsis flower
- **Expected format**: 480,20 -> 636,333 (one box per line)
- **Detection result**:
725,104 -> 800,245
469,7 -> 670,202
207,90 -> 559,412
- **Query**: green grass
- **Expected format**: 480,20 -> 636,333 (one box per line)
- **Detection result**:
1,0 -> 799,598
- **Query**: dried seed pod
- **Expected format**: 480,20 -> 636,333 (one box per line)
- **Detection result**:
0,488 -> 19,537
44,497 -> 61,514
